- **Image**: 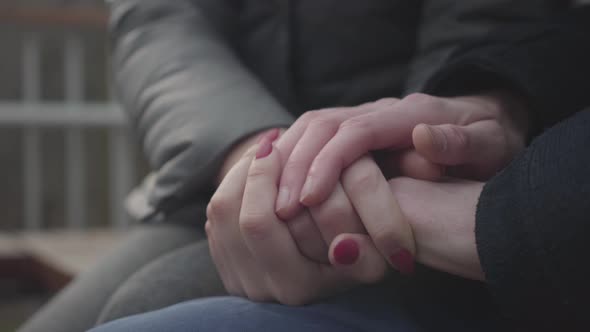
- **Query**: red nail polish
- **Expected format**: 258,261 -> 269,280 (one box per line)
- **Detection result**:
256,129 -> 280,159
257,128 -> 280,144
256,138 -> 273,159
333,238 -> 359,265
389,249 -> 415,275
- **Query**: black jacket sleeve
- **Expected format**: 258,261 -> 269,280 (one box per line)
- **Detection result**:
476,110 -> 590,330
422,6 -> 590,331
423,6 -> 590,136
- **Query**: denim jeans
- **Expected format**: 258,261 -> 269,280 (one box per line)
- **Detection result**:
90,281 -> 503,332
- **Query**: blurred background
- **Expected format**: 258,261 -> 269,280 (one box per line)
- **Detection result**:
0,1 -> 145,330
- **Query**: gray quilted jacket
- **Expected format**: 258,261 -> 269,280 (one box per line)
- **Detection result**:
107,0 -> 567,221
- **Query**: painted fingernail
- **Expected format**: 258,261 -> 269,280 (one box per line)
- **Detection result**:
255,129 -> 280,159
333,238 -> 359,265
257,128 -> 280,144
300,177 -> 314,204
389,249 -> 415,275
275,187 -> 290,214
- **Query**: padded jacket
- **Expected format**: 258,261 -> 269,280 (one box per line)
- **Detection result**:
107,0 -> 567,221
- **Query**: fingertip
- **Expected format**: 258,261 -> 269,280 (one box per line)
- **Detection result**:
330,236 -> 360,266
329,234 -> 388,284
389,249 -> 415,276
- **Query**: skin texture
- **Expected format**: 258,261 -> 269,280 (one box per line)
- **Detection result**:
207,136 -> 485,306
206,135 -> 404,305
208,91 -> 528,303
275,91 -> 529,219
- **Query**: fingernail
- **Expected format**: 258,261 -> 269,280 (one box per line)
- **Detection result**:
257,128 -> 280,144
256,138 -> 273,159
333,238 -> 359,265
425,125 -> 447,152
300,177 -> 314,204
275,187 -> 290,214
389,249 -> 415,275
255,129 -> 280,159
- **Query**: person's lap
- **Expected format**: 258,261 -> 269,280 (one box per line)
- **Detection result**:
91,285 -> 419,332
96,241 -> 225,324
91,274 -> 504,332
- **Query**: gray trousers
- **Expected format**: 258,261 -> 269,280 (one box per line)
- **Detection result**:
18,208 -> 225,332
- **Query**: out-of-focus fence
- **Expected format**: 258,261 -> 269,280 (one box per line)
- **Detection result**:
0,6 -> 137,230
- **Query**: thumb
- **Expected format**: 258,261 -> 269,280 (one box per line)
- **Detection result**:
329,233 -> 389,284
412,121 -> 505,167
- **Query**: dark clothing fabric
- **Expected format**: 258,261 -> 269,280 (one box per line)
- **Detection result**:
107,0 -> 565,220
424,6 -> 590,331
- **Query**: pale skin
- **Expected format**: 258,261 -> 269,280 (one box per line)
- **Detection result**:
210,91 -> 529,304
207,135 -> 396,305
207,133 -> 486,305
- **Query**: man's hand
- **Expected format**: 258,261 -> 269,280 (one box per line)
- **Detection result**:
206,131 -> 396,305
274,91 -> 529,216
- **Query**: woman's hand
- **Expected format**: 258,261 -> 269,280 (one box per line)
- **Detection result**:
336,174 -> 486,281
206,131 -> 400,305
274,91 -> 529,217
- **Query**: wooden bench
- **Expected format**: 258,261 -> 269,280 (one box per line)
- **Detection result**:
0,230 -> 129,292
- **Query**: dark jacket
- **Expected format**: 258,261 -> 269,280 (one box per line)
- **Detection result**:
107,0 -> 566,220
424,6 -> 590,331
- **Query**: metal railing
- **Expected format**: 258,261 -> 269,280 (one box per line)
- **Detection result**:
0,6 -> 135,230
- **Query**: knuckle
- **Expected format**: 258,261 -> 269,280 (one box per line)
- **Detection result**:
373,97 -> 399,107
309,116 -> 339,130
239,213 -> 273,240
299,110 -> 318,124
403,92 -> 434,104
207,196 -> 231,220
338,117 -> 375,146
402,93 -> 443,110
339,116 -> 369,131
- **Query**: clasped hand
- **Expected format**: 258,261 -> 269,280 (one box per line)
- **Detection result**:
206,91 -> 529,305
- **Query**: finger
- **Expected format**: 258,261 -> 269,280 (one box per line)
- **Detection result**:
377,149 -> 445,181
412,120 -> 505,167
285,210 -> 330,263
240,139 -> 310,276
205,221 -> 241,296
309,182 -> 366,245
207,132 -> 278,296
300,94 -> 458,206
342,156 -> 416,275
329,233 -> 389,284
241,139 -> 346,303
275,106 -> 377,220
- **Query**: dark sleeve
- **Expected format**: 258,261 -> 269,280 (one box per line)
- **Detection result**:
474,109 -> 590,330
404,0 -> 567,93
108,0 -> 294,214
423,6 -> 590,136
